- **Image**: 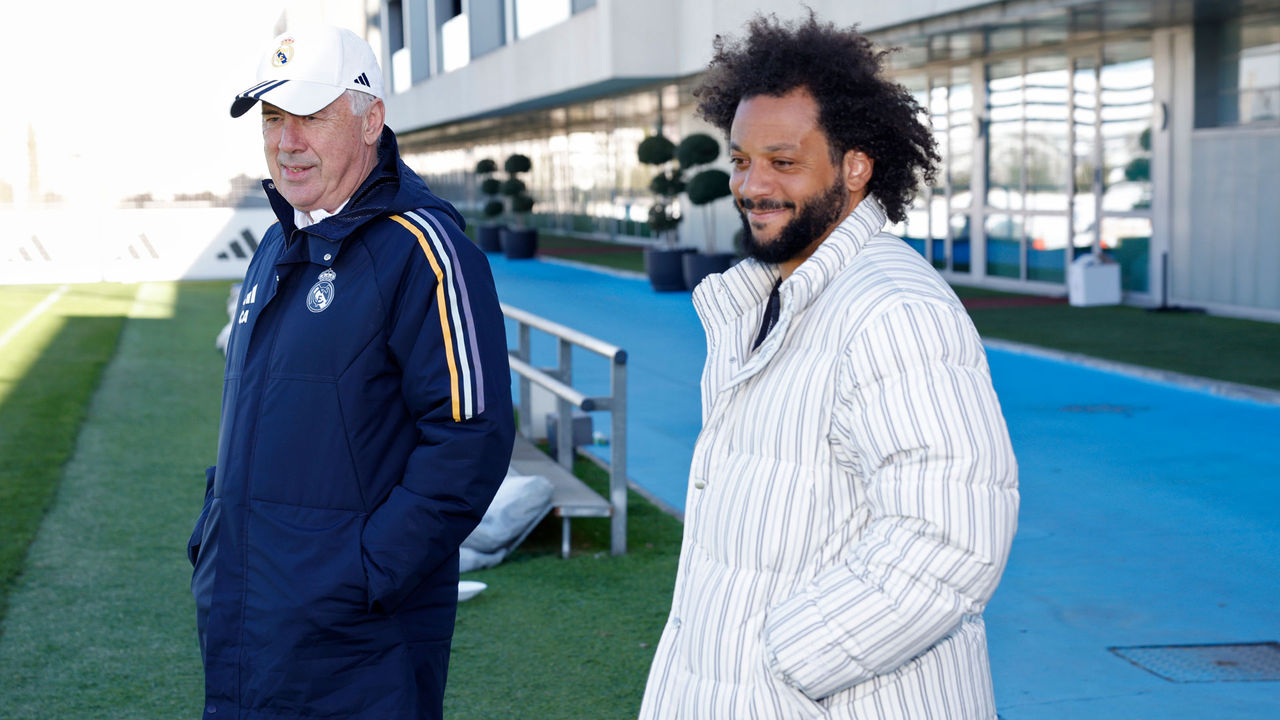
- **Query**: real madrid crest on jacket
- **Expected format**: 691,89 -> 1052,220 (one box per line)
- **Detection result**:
188,126 -> 515,719
307,267 -> 337,312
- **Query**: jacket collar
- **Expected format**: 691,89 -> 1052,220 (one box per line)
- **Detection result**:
695,195 -> 888,327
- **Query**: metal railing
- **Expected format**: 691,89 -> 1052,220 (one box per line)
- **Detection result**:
502,303 -> 628,555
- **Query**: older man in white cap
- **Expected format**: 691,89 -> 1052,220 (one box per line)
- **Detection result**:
188,25 -> 514,720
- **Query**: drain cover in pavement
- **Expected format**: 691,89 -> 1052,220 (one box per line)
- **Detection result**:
1060,403 -> 1148,416
1110,642 -> 1280,682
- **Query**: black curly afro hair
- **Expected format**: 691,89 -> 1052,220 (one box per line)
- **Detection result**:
694,11 -> 938,224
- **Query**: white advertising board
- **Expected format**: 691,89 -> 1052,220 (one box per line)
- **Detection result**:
0,207 -> 279,285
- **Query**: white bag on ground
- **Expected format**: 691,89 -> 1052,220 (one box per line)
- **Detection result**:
459,471 -> 553,572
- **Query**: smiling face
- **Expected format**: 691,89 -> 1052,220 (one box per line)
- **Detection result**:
728,88 -> 872,276
261,94 -> 384,213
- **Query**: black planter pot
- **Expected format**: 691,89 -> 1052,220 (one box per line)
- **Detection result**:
682,251 -> 738,291
476,224 -> 505,253
645,247 -> 695,292
501,227 -> 538,259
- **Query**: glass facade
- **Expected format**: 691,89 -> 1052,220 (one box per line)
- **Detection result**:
1072,54 -> 1099,264
949,68 -> 975,276
398,81 -> 697,242
967,41 -> 1151,288
1098,41 -> 1154,292
1024,54 -> 1071,283
398,30 -> 1157,288
391,2 -> 1178,295
882,7 -> 1157,291
986,57 -> 1027,280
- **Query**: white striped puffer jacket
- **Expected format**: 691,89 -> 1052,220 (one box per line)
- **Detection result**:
640,197 -> 1019,719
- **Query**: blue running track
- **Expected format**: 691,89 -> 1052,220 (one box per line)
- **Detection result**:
488,254 -> 1280,719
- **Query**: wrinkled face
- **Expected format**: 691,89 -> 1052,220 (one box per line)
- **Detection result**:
728,88 -> 861,267
261,97 -> 380,213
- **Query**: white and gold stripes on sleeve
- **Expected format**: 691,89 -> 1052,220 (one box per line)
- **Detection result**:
389,210 -> 488,422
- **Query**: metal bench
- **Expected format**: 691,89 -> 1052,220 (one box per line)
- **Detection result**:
508,435 -> 613,558
503,303 -> 627,558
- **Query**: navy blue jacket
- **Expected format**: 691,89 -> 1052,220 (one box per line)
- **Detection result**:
189,128 -> 514,719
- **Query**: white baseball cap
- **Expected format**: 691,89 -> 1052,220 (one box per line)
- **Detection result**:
230,25 -> 384,118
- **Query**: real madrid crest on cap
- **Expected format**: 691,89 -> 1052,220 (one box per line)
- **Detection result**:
307,268 -> 336,313
272,37 -> 294,67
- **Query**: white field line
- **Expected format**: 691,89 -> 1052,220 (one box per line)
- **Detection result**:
0,285 -> 69,352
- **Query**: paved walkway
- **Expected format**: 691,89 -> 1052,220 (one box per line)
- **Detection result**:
489,253 -> 1280,719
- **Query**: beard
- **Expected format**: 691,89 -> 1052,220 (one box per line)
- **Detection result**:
737,178 -> 850,265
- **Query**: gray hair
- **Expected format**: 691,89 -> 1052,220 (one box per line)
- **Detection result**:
346,89 -> 378,117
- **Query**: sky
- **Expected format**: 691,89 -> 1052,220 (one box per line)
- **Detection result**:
1,0 -> 296,206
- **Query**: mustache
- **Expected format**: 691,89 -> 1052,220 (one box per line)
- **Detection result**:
739,197 -> 796,212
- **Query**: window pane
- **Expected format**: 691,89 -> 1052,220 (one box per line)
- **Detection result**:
950,67 -> 974,203
950,211 -> 972,272
986,59 -> 1024,210
930,82 -> 949,194
516,0 -> 572,39
1101,42 -> 1153,213
1239,36 -> 1280,122
898,74 -> 930,258
1027,214 -> 1068,283
1103,216 -> 1152,292
1196,13 -> 1280,127
1241,15 -> 1280,123
1073,55 -> 1099,252
985,213 -> 1022,278
1025,55 -> 1070,211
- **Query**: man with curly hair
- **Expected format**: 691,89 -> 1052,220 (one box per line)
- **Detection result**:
640,13 -> 1019,719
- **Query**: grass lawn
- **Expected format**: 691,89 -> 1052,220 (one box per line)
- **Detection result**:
0,283 -> 137,628
534,234 -> 648,274
461,221 -> 649,275
952,285 -> 1280,391
0,282 -> 225,718
447,452 -> 682,717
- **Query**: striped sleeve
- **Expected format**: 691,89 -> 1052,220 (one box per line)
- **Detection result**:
361,207 -> 514,614
389,211 -> 486,421
763,299 -> 1019,699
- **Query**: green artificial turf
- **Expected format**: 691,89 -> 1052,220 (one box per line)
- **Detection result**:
0,281 -> 226,718
461,221 -> 650,274
0,283 -> 137,628
446,451 -> 682,718
535,234 -> 648,274
952,285 -> 1280,391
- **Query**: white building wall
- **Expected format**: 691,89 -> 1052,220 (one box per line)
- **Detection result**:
387,0 -> 683,133
1183,128 -> 1280,319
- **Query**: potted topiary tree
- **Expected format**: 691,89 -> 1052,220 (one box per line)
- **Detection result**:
475,158 -> 504,252
676,133 -> 736,289
499,153 -> 538,259
638,134 -> 691,291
